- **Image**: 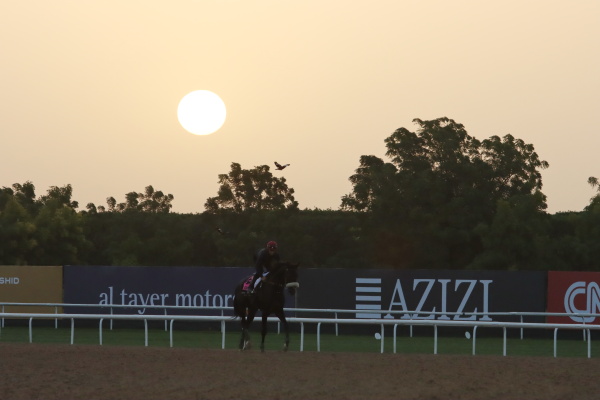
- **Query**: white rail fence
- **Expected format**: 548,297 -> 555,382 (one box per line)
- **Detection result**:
1,302 -> 599,358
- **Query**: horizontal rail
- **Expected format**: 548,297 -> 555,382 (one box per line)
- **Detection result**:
2,302 -> 600,319
0,312 -> 597,358
3,302 -> 599,349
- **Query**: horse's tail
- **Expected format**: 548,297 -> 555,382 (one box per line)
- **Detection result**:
232,283 -> 246,319
232,301 -> 243,319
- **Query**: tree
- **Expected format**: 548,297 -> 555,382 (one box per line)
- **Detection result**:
340,156 -> 397,212
135,185 -> 174,213
341,117 -> 550,269
30,198 -> 90,265
586,176 -> 600,211
89,185 -> 174,213
470,193 -> 551,270
479,134 -> 549,205
39,184 -> 79,209
1,181 -> 39,216
0,196 -> 37,265
205,162 -> 298,213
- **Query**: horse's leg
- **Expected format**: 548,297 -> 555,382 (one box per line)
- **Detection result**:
260,313 -> 269,352
242,325 -> 251,350
274,309 -> 290,351
239,316 -> 248,350
242,307 -> 257,350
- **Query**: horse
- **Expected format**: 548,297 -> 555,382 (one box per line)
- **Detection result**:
233,262 -> 299,352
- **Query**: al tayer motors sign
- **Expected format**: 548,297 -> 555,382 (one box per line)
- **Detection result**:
547,271 -> 600,324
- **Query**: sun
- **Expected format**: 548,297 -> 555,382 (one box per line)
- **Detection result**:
177,90 -> 227,135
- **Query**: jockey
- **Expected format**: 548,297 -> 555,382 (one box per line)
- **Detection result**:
249,241 -> 280,292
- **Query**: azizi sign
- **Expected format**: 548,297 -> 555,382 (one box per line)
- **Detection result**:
355,277 -> 493,321
348,270 -> 547,323
548,271 -> 600,324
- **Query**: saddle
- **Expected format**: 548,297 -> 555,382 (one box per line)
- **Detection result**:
241,276 -> 254,292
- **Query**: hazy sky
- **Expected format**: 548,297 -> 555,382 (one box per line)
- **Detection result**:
2,1 -> 599,214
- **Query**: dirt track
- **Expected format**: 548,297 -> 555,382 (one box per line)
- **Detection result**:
1,343 -> 597,400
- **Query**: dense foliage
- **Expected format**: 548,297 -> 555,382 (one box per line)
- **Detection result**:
204,162 -> 298,213
2,118 -> 599,270
341,118 -> 551,269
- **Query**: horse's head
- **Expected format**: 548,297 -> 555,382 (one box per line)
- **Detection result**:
283,262 -> 299,296
264,262 -> 299,295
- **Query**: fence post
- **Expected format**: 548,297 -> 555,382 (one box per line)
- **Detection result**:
335,312 -> 339,336
553,328 -> 558,358
300,322 -> 304,352
221,320 -> 226,349
144,319 -> 148,347
393,324 -> 398,354
587,329 -> 591,358
317,322 -> 322,352
380,324 -> 384,354
169,320 -> 175,348
99,318 -> 104,345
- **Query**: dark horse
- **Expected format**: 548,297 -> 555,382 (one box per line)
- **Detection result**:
233,262 -> 299,352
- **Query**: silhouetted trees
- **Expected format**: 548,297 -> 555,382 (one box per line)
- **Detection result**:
86,185 -> 174,214
1,117 -> 600,270
342,117 -> 550,269
204,162 -> 298,213
0,182 -> 88,265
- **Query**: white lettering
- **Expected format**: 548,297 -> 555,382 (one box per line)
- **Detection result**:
116,289 -> 169,314
176,293 -> 192,307
99,286 -> 113,305
212,294 -> 223,307
204,290 -> 212,306
193,293 -> 203,306
412,279 -> 436,320
565,281 -> 588,322
453,280 -> 477,320
564,281 -> 600,323
384,278 -> 494,321
591,283 -> 600,318
101,288 -> 262,313
0,277 -> 20,284
479,280 -> 493,321
437,279 -> 451,320
386,279 -> 411,319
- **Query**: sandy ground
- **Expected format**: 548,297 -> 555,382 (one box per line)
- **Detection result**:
0,343 -> 598,400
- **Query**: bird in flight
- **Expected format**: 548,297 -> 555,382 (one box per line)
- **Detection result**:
274,161 -> 290,170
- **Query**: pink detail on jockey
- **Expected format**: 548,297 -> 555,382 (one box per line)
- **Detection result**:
242,276 -> 253,292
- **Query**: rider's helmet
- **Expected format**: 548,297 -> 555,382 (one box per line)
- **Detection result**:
267,241 -> 278,251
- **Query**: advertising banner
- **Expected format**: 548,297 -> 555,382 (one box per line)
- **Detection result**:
63,265 -> 256,315
62,266 -> 548,332
0,265 -> 63,313
547,271 -> 600,324
298,269 -> 547,323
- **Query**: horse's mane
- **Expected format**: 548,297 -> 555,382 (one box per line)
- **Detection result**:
268,261 -> 298,283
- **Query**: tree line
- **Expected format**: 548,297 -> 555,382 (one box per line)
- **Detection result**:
1,117 -> 599,270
